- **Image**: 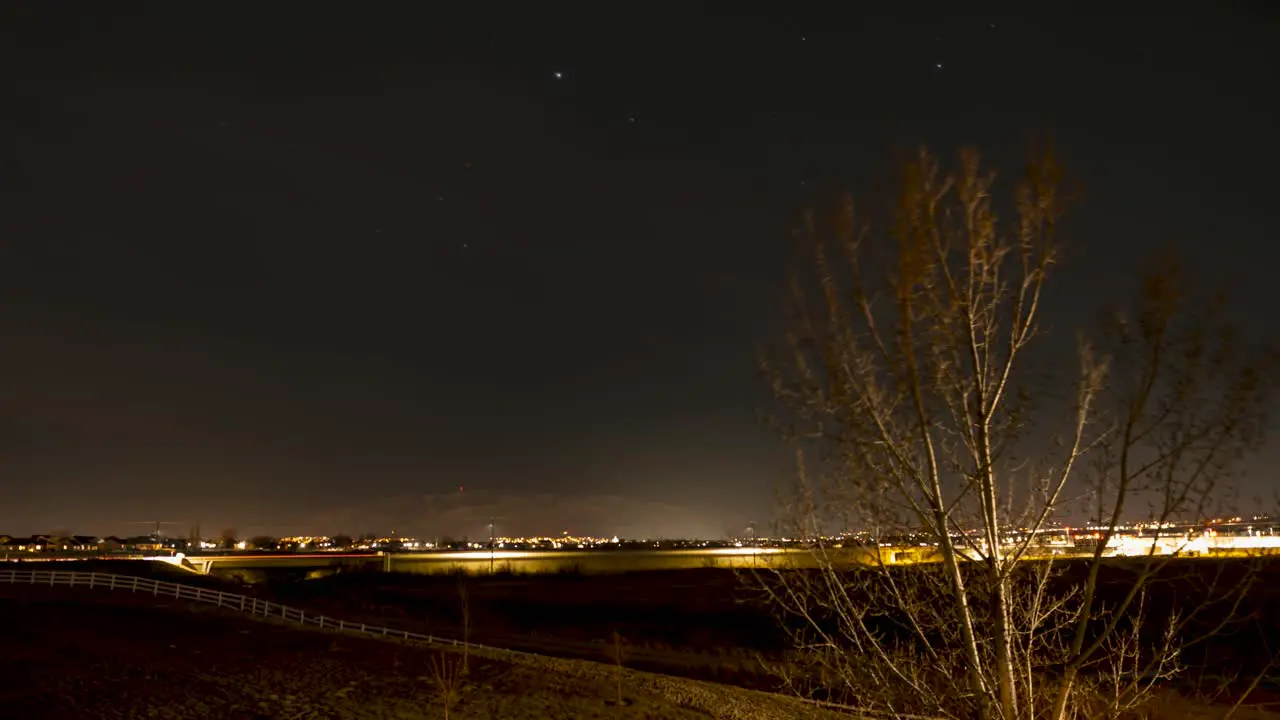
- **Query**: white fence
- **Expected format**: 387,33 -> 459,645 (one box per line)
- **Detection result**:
0,569 -> 481,649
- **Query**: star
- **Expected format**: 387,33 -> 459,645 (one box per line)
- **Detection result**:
934,62 -> 944,70
552,71 -> 564,80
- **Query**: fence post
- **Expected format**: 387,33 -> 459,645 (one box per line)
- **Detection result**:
89,574 -> 95,589
239,596 -> 245,611
132,577 -> 139,592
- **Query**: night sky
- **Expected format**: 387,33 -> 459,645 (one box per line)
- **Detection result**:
3,4 -> 1278,539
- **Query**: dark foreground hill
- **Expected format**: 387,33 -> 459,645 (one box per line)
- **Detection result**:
0,586 -> 845,720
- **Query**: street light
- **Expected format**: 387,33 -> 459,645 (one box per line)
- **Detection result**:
486,517 -> 506,574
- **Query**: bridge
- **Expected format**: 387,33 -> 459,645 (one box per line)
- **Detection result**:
180,552 -> 384,575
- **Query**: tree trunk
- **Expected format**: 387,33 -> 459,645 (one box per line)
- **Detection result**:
993,571 -> 1017,720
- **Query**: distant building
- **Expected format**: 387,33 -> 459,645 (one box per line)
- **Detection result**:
1,536 -> 44,552
121,535 -> 165,551
0,535 -> 102,553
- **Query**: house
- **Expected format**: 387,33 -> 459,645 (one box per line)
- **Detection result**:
97,537 -> 124,552
44,535 -> 74,552
1,533 -> 111,553
121,535 -> 163,551
3,537 -> 43,552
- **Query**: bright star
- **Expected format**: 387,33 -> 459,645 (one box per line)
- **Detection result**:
553,71 -> 564,79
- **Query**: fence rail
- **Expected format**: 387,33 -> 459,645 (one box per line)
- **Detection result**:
0,569 -> 485,649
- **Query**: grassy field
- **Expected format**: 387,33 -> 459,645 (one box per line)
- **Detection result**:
252,559 -> 1280,698
4,558 -> 1280,719
0,585 -> 848,720
258,566 -> 781,691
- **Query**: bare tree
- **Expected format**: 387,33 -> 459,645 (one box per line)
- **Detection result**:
758,147 -> 1275,720
1051,253 -> 1276,718
457,574 -> 471,674
247,535 -> 277,550
428,650 -> 465,719
609,629 -> 630,707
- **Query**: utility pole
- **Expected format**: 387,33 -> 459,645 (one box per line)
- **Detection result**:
485,515 -> 508,574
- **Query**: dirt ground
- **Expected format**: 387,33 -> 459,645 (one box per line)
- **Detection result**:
0,589 -> 847,720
